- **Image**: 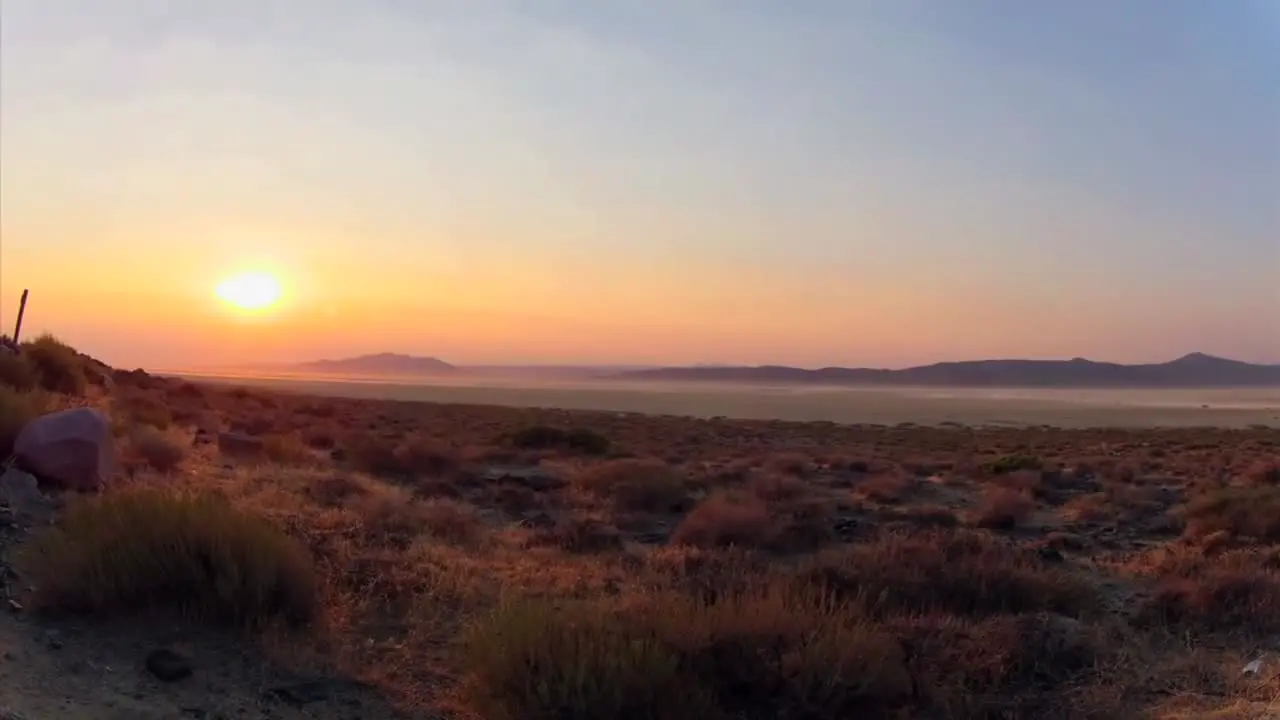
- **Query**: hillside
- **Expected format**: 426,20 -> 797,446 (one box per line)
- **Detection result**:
290,353 -> 456,376
615,353 -> 1280,388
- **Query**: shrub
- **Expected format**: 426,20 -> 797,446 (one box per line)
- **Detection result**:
19,489 -> 318,628
0,386 -> 48,457
459,597 -> 711,720
459,586 -> 913,720
796,529 -> 1098,619
128,425 -> 187,472
261,433 -> 315,465
670,491 -> 774,549
22,334 -> 87,395
0,352 -> 37,391
1134,548 -> 1280,636
116,392 -> 173,430
508,425 -> 610,455
341,434 -> 458,479
576,459 -> 690,513
973,487 -> 1036,529
987,454 -> 1042,475
639,585 -> 914,718
1176,486 -> 1280,541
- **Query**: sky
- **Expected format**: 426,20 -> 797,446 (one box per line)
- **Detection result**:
1,1 -> 1277,370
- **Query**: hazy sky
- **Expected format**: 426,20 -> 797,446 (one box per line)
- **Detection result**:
2,1 -> 1277,370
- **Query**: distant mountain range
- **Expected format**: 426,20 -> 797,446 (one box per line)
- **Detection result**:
274,352 -> 1280,387
290,353 -> 457,376
612,353 -> 1280,388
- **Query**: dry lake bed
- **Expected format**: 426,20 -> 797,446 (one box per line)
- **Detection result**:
171,373 -> 1280,428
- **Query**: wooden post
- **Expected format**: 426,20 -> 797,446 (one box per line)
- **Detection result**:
12,289 -> 29,344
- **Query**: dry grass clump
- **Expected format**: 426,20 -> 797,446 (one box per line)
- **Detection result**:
0,385 -> 48,457
0,351 -> 38,391
341,433 -> 460,480
352,488 -> 484,548
973,486 -> 1036,529
459,584 -> 913,720
21,334 -> 88,395
1131,547 -> 1280,636
507,424 -> 611,455
986,453 -> 1043,475
459,596 -> 712,720
261,432 -> 317,465
19,488 -> 318,628
575,458 -> 690,513
115,391 -> 174,429
798,529 -> 1098,619
1175,486 -> 1280,541
126,425 -> 187,472
670,490 -> 773,549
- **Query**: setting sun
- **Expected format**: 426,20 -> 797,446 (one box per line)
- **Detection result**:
215,271 -> 282,312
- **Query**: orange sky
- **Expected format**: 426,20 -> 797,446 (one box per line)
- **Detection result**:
2,2 -> 1277,370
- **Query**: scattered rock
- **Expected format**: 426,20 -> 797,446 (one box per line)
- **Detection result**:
0,467 -> 48,517
13,408 -> 117,491
144,648 -> 193,682
216,431 -> 264,460
481,465 -> 563,491
264,678 -> 358,707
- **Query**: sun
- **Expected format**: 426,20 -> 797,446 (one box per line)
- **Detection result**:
215,271 -> 282,312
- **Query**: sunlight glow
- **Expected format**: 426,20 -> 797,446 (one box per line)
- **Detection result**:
215,271 -> 283,312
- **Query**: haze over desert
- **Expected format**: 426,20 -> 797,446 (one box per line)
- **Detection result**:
1,1 -> 1277,718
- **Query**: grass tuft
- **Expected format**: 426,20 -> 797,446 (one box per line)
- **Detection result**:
22,334 -> 88,395
0,385 -> 49,457
19,488 -> 319,629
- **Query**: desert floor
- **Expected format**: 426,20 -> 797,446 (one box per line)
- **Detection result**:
3,357 -> 1280,718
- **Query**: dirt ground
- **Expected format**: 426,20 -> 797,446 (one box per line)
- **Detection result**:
4,368 -> 1280,718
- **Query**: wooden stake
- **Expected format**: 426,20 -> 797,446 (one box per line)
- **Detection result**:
12,289 -> 29,344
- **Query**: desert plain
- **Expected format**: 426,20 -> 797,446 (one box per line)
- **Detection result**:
2,339 -> 1280,718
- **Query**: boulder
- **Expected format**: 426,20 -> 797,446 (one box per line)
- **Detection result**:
13,408 -> 116,491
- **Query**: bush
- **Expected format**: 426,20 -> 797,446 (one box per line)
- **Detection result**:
19,489 -> 318,628
460,586 -> 915,720
796,529 -> 1098,619
987,454 -> 1042,475
22,334 -> 87,395
1176,486 -> 1280,541
670,491 -> 774,549
509,425 -> 610,455
1134,548 -> 1280,636
0,352 -> 37,391
128,425 -> 187,472
460,597 -> 708,720
973,487 -> 1036,529
341,434 -> 459,479
576,459 -> 690,513
0,386 -> 48,457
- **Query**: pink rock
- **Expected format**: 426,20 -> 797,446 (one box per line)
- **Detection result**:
14,407 -> 117,491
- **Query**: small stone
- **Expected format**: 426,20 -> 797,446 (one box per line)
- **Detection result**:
145,648 -> 193,682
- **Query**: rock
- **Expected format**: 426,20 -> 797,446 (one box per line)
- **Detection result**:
481,465 -> 563,491
13,408 -> 116,491
216,431 -> 264,460
265,678 -> 355,706
0,467 -> 48,516
144,648 -> 193,682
